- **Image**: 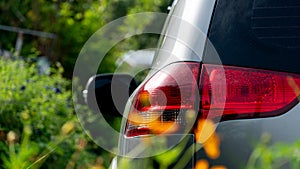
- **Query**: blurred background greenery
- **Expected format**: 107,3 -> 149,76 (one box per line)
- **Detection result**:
1,1 -> 300,169
0,0 -> 169,168
0,0 -> 170,77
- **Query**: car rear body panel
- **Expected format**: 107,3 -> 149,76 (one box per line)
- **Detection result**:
151,0 -> 216,70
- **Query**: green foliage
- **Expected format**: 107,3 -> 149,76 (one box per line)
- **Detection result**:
0,58 -> 71,142
246,133 -> 300,169
0,58 -> 108,169
0,0 -> 169,77
0,1 -> 171,168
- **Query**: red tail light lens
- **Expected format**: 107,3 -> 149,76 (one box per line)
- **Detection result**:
125,62 -> 200,137
125,63 -> 300,137
200,64 -> 300,120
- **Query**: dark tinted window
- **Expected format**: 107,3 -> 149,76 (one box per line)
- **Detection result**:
204,0 -> 300,73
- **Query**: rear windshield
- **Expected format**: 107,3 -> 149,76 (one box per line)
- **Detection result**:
204,0 -> 300,74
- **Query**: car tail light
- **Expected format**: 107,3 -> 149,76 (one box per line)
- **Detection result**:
200,64 -> 300,120
125,62 -> 200,137
125,63 -> 300,137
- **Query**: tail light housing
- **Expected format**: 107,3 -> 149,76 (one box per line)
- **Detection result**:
125,62 -> 200,137
124,62 -> 300,137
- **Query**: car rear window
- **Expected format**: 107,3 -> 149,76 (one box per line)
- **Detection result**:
203,0 -> 300,74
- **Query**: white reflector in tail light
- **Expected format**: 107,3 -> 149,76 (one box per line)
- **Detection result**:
125,62 -> 200,137
200,64 -> 300,120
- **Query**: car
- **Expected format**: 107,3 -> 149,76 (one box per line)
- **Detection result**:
84,0 -> 300,168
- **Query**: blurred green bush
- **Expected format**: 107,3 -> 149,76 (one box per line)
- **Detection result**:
0,0 -> 169,78
0,58 -> 109,169
246,133 -> 300,169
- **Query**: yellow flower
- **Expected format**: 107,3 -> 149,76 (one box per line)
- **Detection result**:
195,159 -> 209,169
61,121 -> 75,135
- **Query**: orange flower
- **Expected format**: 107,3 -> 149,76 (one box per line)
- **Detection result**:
148,121 -> 179,134
203,133 -> 220,159
128,111 -> 179,135
210,165 -> 227,169
194,119 -> 221,159
195,159 -> 209,169
127,111 -> 160,124
127,112 -> 147,124
194,119 -> 216,144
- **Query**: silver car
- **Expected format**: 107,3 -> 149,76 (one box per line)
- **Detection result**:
85,0 -> 300,168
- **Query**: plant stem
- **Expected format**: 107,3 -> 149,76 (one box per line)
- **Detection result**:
26,146 -> 57,169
